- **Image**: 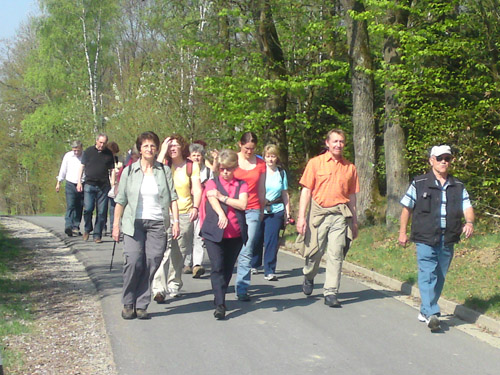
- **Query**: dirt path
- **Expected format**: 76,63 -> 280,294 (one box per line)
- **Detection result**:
1,216 -> 116,375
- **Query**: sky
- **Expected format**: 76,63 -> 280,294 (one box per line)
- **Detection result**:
0,0 -> 39,41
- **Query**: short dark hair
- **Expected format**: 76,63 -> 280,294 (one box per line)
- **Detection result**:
136,131 -> 160,153
240,131 -> 258,145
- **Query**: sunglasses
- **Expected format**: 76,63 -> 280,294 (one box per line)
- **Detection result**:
219,166 -> 235,172
435,155 -> 452,162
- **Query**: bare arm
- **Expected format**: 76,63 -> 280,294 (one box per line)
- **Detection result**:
462,206 -> 475,239
398,206 -> 412,247
346,193 -> 358,239
157,137 -> 171,163
206,189 -> 229,229
296,187 -> 311,235
189,176 -> 202,222
170,200 -> 180,239
112,203 -> 124,242
282,189 -> 290,219
207,189 -> 248,211
76,164 -> 85,192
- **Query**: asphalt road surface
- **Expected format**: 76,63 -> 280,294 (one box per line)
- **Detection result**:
19,216 -> 500,375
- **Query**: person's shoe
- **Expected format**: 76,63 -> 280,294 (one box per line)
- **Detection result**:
427,314 -> 441,332
94,238 -> 103,243
251,268 -> 258,275
324,294 -> 341,308
72,229 -> 82,236
153,292 -> 165,304
136,308 -> 149,320
264,274 -> 278,281
302,277 -> 314,296
192,265 -> 205,278
65,227 -> 73,237
183,265 -> 193,274
418,313 -> 429,323
83,232 -> 90,241
214,304 -> 226,320
237,293 -> 251,302
169,289 -> 181,298
121,304 -> 136,320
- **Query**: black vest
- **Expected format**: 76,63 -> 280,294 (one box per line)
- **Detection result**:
200,178 -> 248,244
410,171 -> 465,246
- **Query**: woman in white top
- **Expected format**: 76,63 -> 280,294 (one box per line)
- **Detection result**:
113,131 -> 179,320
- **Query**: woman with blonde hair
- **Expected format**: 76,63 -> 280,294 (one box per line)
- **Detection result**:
251,144 -> 290,281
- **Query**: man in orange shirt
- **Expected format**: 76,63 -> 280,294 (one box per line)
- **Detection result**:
296,129 -> 359,307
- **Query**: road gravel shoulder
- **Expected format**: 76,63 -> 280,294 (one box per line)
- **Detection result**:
1,216 -> 117,375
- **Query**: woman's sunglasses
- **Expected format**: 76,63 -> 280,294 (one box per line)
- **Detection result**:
219,166 -> 235,172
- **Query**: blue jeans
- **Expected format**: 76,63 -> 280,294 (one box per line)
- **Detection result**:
236,209 -> 262,296
416,237 -> 454,317
83,184 -> 110,239
64,182 -> 83,230
251,210 -> 284,276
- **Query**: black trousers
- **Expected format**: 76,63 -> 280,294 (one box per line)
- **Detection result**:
204,237 -> 243,306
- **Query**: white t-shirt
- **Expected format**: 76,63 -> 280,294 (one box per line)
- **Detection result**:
136,175 -> 164,221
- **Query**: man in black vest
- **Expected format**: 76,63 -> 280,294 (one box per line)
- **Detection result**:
77,133 -> 115,243
399,145 -> 475,332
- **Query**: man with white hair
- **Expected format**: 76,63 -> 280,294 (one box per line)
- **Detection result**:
399,145 -> 475,332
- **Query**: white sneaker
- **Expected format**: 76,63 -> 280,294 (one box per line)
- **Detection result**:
418,313 -> 429,323
264,274 -> 278,281
251,268 -> 258,275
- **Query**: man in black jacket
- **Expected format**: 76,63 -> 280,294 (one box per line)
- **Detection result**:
77,134 -> 115,243
398,145 -> 475,332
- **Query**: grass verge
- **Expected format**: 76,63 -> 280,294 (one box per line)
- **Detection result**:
346,221 -> 500,319
0,225 -> 35,370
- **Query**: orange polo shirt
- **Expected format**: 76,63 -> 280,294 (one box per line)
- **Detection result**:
299,152 -> 359,208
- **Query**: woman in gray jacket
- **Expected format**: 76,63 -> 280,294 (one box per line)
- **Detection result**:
113,131 -> 180,320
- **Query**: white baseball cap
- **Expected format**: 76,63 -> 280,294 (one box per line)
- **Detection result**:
430,145 -> 452,157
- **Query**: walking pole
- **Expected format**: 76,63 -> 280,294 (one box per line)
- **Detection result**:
110,240 -> 117,271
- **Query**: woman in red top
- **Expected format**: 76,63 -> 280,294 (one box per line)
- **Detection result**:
233,132 -> 266,301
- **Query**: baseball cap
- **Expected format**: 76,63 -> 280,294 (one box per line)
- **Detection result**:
430,145 -> 452,157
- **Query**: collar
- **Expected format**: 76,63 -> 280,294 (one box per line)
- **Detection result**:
322,151 -> 345,164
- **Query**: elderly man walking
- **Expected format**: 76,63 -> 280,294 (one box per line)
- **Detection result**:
399,145 -> 474,332
56,140 -> 84,237
77,134 -> 115,243
296,129 -> 359,308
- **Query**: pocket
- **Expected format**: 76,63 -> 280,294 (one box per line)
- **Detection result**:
420,192 -> 432,213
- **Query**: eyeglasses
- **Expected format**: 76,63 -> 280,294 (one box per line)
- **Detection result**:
219,167 -> 235,172
435,155 -> 452,162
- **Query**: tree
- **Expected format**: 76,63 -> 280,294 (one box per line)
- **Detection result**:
340,0 -> 378,224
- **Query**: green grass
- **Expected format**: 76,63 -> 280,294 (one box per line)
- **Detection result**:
347,221 -> 500,319
0,226 -> 36,370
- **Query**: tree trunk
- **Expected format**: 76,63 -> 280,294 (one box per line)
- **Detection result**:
341,0 -> 377,224
251,0 -> 288,167
383,6 -> 409,230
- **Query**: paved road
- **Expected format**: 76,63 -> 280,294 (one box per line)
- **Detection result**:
20,216 -> 500,375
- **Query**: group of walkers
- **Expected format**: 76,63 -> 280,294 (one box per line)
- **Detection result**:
57,129 -> 475,332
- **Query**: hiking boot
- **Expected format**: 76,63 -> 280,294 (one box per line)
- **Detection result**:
302,276 -> 314,296
121,304 -> 136,320
136,308 -> 149,320
214,304 -> 226,320
192,265 -> 205,278
65,227 -> 73,237
72,229 -> 82,236
94,238 -> 102,243
83,232 -> 90,241
324,294 -> 341,308
237,293 -> 251,302
427,315 -> 441,332
153,292 -> 165,304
